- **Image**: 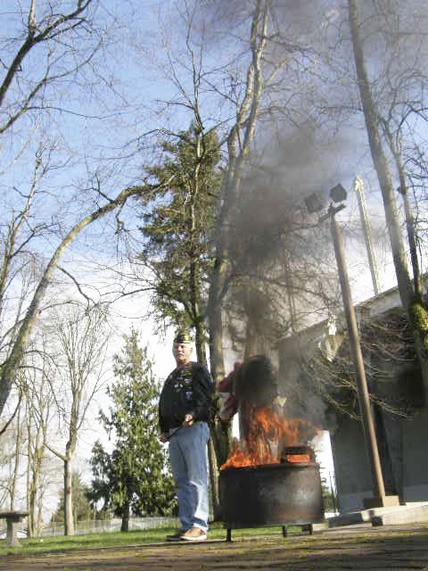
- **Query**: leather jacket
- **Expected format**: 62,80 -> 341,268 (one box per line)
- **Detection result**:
159,362 -> 213,433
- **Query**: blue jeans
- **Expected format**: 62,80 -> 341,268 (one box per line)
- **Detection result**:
168,421 -> 210,532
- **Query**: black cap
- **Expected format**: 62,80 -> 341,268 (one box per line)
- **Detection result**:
173,330 -> 192,344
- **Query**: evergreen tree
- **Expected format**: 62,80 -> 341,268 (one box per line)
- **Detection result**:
138,123 -> 221,363
89,330 -> 176,531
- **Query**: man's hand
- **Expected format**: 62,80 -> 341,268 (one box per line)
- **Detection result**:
159,432 -> 168,443
182,413 -> 194,427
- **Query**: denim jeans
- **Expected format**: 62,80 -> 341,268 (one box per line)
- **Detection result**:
168,421 -> 210,532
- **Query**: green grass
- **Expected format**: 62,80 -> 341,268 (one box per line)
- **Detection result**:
0,523 -> 300,557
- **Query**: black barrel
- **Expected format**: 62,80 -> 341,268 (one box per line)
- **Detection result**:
219,462 -> 324,529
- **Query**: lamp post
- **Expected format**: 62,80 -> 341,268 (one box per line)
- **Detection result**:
306,184 -> 398,508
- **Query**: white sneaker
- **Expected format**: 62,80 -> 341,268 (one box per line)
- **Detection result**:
181,527 -> 207,541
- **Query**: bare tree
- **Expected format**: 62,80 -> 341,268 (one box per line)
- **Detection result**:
0,402 -> 25,511
43,304 -> 110,536
0,422 -> 21,509
0,0 -> 102,135
0,176 -> 153,420
23,335 -> 56,537
0,1 -> 113,419
347,0 -> 428,387
0,1 -> 189,423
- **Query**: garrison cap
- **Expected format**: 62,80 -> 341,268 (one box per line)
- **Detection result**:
173,330 -> 192,344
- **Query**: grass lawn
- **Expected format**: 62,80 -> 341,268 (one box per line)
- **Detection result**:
0,523 -> 297,557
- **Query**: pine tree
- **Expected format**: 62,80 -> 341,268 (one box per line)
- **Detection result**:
138,123 -> 221,363
89,330 -> 176,531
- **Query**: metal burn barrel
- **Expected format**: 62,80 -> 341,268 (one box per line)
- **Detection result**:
219,451 -> 324,529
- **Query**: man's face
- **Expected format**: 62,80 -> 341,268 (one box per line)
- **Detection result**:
173,342 -> 192,366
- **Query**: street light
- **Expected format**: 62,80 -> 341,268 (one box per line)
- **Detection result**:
306,184 -> 398,509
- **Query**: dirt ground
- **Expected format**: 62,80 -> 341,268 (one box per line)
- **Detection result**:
1,524 -> 428,570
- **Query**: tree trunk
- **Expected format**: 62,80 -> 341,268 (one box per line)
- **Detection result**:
348,0 -> 428,389
27,446 -> 43,538
64,457 -> 74,536
10,404 -> 23,510
382,121 -> 423,300
207,438 -> 221,520
121,503 -> 130,532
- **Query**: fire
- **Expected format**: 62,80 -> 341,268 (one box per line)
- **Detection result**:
284,454 -> 311,464
220,407 -> 318,470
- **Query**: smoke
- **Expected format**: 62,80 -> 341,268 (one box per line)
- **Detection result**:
223,118 -> 375,433
208,0 -> 427,429
199,0 -> 335,41
261,122 -> 366,197
227,119 -> 366,282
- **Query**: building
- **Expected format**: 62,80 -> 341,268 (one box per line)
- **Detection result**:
277,285 -> 428,512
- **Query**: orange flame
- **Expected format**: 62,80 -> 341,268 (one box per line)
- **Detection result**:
285,454 -> 311,464
220,407 -> 318,471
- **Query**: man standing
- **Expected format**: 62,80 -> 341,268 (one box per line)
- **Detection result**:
159,330 -> 213,542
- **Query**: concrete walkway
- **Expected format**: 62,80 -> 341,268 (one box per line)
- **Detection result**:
1,523 -> 428,570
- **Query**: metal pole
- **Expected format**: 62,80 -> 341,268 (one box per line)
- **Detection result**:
354,177 -> 381,296
328,205 -> 386,502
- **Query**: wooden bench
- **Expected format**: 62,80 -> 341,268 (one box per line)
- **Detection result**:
0,511 -> 28,547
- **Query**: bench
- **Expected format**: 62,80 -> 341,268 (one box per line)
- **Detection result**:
0,511 -> 29,547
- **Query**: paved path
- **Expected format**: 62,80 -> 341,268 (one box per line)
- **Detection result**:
1,524 -> 428,570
